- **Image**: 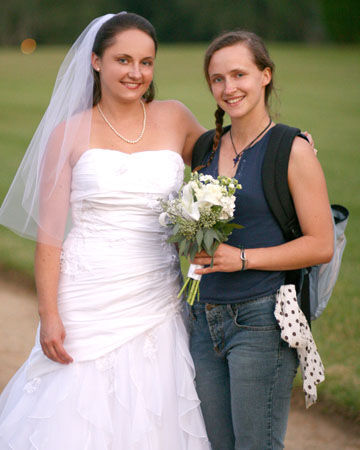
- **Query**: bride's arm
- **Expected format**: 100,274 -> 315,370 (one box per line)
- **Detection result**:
35,243 -> 73,364
182,111 -> 206,166
166,100 -> 206,166
35,125 -> 74,364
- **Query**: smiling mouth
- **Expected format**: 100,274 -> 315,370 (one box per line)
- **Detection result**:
122,82 -> 142,90
224,96 -> 245,106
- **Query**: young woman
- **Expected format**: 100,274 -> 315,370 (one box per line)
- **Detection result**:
189,31 -> 334,449
0,13 -> 210,449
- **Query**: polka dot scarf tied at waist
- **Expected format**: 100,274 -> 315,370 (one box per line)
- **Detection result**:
274,284 -> 325,408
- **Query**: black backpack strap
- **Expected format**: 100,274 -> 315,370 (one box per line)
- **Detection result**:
301,270 -> 311,327
262,123 -> 312,326
262,123 -> 304,240
191,125 -> 232,171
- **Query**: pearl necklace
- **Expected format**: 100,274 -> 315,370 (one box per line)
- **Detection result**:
97,100 -> 146,144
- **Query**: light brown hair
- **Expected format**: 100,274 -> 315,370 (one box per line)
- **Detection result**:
197,30 -> 275,171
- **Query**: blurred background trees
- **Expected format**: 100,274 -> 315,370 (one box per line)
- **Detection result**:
0,0 -> 359,46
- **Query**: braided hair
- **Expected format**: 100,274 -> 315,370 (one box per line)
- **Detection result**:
200,30 -> 275,169
193,105 -> 224,172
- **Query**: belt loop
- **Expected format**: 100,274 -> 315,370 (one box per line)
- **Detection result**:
227,303 -> 236,318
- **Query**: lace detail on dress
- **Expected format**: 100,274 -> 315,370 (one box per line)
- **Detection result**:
60,248 -> 92,277
95,351 -> 116,393
24,377 -> 41,394
146,196 -> 163,213
95,351 -> 116,372
143,331 -> 158,362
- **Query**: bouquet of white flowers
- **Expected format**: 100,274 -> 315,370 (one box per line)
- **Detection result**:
159,172 -> 242,305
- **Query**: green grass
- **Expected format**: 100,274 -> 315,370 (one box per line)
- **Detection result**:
0,43 -> 359,417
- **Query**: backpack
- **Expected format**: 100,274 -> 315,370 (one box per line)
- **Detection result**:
191,123 -> 349,325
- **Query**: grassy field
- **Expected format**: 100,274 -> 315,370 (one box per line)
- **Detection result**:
0,43 -> 359,417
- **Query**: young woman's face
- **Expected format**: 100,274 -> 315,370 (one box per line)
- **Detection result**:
208,43 -> 271,119
92,28 -> 155,103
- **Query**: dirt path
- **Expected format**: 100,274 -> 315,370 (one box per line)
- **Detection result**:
1,279 -> 360,449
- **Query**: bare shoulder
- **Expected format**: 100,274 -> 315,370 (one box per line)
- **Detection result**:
149,99 -> 196,122
149,99 -> 204,134
288,135 -> 325,191
148,100 -> 205,164
45,122 -> 69,157
50,110 -> 91,138
47,110 -> 91,162
290,135 -> 317,163
49,121 -> 66,141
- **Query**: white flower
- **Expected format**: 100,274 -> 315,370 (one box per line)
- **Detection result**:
188,180 -> 199,191
159,172 -> 239,227
180,184 -> 200,220
199,174 -> 214,183
159,212 -> 169,226
219,195 -> 236,220
195,183 -> 223,207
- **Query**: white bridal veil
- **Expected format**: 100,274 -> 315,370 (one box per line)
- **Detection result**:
0,13 -> 116,247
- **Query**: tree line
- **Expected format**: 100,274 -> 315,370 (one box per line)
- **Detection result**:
1,0 -> 359,46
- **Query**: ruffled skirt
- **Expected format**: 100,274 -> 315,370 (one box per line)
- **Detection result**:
0,314 -> 210,449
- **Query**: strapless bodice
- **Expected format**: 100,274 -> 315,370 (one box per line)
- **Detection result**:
69,149 -> 184,238
72,148 -> 184,197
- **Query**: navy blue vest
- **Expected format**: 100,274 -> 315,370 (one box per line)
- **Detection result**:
198,128 -> 285,304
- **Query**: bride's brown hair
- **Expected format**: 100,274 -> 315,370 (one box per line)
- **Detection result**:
92,13 -> 157,106
197,31 -> 275,171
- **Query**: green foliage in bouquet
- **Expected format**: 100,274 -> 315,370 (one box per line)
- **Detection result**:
167,217 -> 242,265
159,173 -> 242,304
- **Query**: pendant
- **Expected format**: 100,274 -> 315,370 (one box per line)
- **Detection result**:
233,154 -> 241,167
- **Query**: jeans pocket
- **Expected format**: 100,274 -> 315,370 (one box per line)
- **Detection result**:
232,295 -> 279,331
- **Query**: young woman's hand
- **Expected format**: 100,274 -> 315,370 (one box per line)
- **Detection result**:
192,243 -> 242,274
40,313 -> 73,364
302,131 -> 317,155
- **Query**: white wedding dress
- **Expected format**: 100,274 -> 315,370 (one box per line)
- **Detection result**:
0,149 -> 210,449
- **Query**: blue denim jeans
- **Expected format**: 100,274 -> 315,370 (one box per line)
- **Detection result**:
189,294 -> 298,450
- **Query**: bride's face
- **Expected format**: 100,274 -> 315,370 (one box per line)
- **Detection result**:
92,28 -> 155,103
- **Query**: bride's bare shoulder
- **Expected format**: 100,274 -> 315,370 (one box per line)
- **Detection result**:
50,110 -> 91,138
149,99 -> 194,121
148,99 -> 203,133
46,110 -> 92,159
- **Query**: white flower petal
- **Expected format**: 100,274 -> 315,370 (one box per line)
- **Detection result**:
159,212 -> 169,226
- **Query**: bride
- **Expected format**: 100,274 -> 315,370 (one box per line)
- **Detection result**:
0,12 -> 210,449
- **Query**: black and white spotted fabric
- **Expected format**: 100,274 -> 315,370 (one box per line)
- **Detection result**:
274,284 -> 325,408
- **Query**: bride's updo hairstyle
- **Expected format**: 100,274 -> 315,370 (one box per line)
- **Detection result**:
200,31 -> 275,170
92,12 -> 158,105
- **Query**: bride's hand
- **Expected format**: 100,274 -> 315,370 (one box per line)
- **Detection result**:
192,243 -> 242,274
40,313 -> 73,364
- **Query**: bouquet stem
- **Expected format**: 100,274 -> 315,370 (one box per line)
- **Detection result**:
187,278 -> 200,306
178,264 -> 203,306
177,277 -> 191,298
